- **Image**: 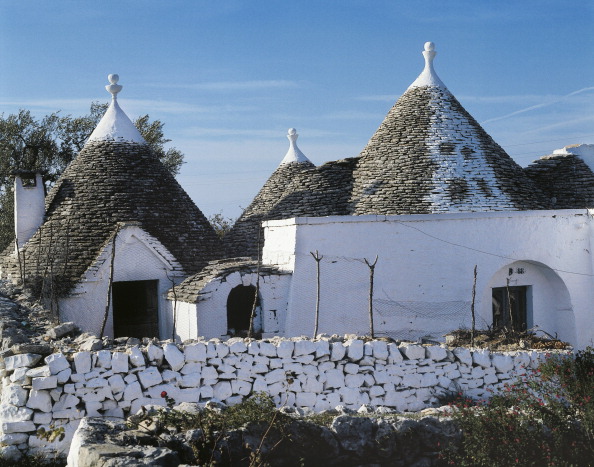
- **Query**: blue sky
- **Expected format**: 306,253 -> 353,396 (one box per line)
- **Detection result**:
1,1 -> 593,219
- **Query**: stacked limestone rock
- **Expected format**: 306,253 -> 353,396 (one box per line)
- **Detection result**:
0,334 -> 560,456
524,152 -> 594,208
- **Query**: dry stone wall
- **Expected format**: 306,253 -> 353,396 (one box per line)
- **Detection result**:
0,335 -> 559,456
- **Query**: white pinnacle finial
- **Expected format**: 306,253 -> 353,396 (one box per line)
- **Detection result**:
106,74 -> 123,99
87,74 -> 146,144
279,128 -> 311,165
408,41 -> 446,90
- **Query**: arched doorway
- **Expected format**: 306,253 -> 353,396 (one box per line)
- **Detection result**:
483,260 -> 576,343
226,285 -> 261,336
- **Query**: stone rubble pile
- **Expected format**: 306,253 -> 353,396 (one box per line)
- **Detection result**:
0,330 -> 560,457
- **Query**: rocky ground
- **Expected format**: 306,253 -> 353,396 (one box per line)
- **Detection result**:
66,404 -> 459,467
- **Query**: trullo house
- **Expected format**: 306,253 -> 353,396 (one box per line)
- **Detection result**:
3,44 -> 594,349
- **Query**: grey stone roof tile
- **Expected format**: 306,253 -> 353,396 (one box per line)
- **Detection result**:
1,141 -> 223,292
525,153 -> 594,208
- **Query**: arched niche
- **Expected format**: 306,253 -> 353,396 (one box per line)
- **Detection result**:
226,284 -> 262,336
481,260 -> 576,343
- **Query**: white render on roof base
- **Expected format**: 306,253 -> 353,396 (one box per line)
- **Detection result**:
553,143 -> 594,172
60,224 -> 186,339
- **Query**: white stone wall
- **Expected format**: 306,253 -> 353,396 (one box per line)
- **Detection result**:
0,337 -> 562,455
262,210 -> 594,348
60,225 -> 186,339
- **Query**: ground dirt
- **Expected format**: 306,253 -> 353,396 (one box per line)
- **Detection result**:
444,329 -> 570,351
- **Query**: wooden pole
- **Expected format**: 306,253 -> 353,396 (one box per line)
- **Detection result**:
248,227 -> 262,338
99,226 -> 119,339
470,265 -> 477,347
310,250 -> 323,338
364,256 -> 379,338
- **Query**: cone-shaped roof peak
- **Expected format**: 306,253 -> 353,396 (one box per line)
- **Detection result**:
408,42 -> 446,90
279,128 -> 312,165
87,74 -> 146,145
350,42 -> 546,214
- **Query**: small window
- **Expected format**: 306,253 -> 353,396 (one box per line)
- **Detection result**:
20,176 -> 37,188
492,286 -> 528,332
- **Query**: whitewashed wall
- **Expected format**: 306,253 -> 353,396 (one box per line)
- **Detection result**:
262,210 -> 594,348
60,224 -> 186,339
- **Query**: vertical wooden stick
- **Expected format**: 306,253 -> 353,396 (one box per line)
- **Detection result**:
471,265 -> 477,347
364,256 -> 379,338
310,250 -> 323,338
100,226 -> 119,339
248,227 -> 262,338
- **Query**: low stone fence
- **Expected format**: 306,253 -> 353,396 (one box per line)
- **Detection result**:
0,335 -> 562,456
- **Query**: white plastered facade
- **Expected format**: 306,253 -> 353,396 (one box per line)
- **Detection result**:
228,209 -> 594,348
59,224 -> 186,338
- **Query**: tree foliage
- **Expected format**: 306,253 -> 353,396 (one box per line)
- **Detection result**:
207,212 -> 236,239
0,102 -> 185,249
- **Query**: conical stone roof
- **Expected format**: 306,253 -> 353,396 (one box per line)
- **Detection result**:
349,42 -> 547,215
2,75 -> 223,292
525,144 -> 594,209
224,129 -> 315,258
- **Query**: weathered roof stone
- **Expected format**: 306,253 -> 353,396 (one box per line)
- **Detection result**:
349,44 -> 547,214
169,258 -> 289,303
224,157 -> 357,258
1,141 -> 223,292
525,153 -> 594,209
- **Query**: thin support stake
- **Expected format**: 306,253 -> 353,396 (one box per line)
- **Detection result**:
310,250 -> 323,338
248,227 -> 262,338
100,225 -> 119,339
471,265 -> 477,347
364,256 -> 379,338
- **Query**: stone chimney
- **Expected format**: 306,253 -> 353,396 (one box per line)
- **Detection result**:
14,172 -> 45,250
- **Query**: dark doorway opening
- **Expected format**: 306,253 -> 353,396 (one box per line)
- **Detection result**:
227,285 -> 260,336
492,286 -> 528,332
113,280 -> 159,338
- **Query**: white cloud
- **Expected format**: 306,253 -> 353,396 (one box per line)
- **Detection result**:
148,80 -> 301,92
481,87 -> 594,125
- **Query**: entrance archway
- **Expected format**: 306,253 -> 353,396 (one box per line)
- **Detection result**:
483,261 -> 575,343
226,285 -> 261,335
